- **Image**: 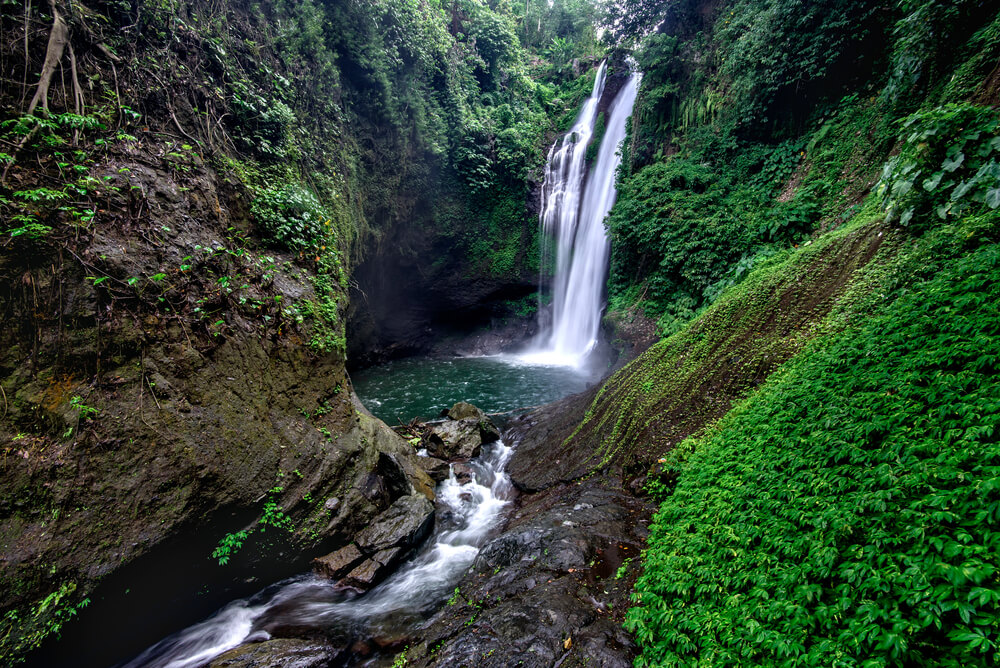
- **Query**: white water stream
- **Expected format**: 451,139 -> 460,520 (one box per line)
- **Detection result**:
525,64 -> 642,368
122,440 -> 514,667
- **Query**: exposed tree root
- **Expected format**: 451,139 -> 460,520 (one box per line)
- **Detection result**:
26,0 -> 69,116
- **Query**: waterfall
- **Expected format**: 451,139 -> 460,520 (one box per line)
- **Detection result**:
527,65 -> 641,367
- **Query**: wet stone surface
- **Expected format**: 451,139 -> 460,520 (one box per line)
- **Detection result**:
404,479 -> 651,667
208,638 -> 340,668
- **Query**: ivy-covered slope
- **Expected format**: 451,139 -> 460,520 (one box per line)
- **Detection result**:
578,0 -> 1000,664
627,214 -> 1000,665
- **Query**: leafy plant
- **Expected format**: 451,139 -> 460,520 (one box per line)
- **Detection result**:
877,104 -> 1000,227
251,184 -> 328,250
212,493 -> 295,565
69,396 -> 98,421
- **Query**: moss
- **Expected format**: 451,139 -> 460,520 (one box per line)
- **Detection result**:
568,202 -> 892,477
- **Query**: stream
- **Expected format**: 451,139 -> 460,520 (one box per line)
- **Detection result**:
121,438 -> 515,667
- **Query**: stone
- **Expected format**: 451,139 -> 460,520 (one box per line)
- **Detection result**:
208,638 -> 340,668
342,558 -> 382,589
427,419 -> 483,460
452,462 -> 475,485
420,456 -> 451,482
312,543 -> 364,580
341,546 -> 405,590
355,493 -> 434,554
373,546 -> 402,567
426,403 -> 502,459
478,418 -> 502,445
447,401 -> 485,421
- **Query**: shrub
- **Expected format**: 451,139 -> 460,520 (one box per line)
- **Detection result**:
251,183 -> 329,250
606,158 -> 751,316
877,104 -> 1000,227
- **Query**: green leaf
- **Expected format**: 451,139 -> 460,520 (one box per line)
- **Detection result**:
923,171 -> 945,192
985,188 -> 1000,209
942,152 -> 965,173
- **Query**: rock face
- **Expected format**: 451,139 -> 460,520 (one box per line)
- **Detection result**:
505,386 -> 602,492
346,252 -> 539,369
0,139 -> 434,665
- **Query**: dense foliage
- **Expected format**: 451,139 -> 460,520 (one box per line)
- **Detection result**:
627,215 -> 1000,665
604,1 -> 1000,665
0,0 -> 603,661
605,0 -> 999,334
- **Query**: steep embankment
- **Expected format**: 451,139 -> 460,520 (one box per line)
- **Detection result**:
590,1 -> 1000,665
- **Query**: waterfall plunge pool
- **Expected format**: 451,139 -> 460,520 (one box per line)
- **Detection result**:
351,354 -> 602,423
106,353 -> 605,667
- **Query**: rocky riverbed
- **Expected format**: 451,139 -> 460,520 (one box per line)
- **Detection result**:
203,393 -> 653,668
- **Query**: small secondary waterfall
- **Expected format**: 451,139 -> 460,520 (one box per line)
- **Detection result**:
529,65 -> 641,366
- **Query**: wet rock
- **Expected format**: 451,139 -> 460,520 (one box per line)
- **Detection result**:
426,419 -> 483,460
447,401 -> 484,421
452,462 -> 475,485
419,456 -> 451,482
342,558 -> 382,589
341,547 -> 404,590
208,638 -> 340,668
312,543 -> 364,580
374,546 -> 402,566
506,387 -> 600,492
447,402 -> 503,445
403,479 -> 652,668
479,418 -> 502,445
423,403 -> 502,461
355,493 -> 434,554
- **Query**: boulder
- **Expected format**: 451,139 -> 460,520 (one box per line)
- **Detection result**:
447,402 -> 501,445
208,638 -> 340,668
447,401 -> 485,421
425,422 -> 498,458
312,543 -> 364,580
478,418 -> 501,445
419,456 -> 451,482
355,493 -> 434,554
452,462 -> 475,485
426,419 -> 483,460
341,547 -> 403,590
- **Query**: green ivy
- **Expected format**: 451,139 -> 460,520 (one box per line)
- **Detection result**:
627,220 -> 1000,666
250,183 -> 329,250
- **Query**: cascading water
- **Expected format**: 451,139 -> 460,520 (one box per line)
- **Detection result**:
122,440 -> 515,667
527,65 -> 642,367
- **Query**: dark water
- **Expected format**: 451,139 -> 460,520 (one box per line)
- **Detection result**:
352,354 -> 598,423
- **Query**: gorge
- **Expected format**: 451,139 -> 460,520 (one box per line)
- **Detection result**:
2,1 -> 1000,667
